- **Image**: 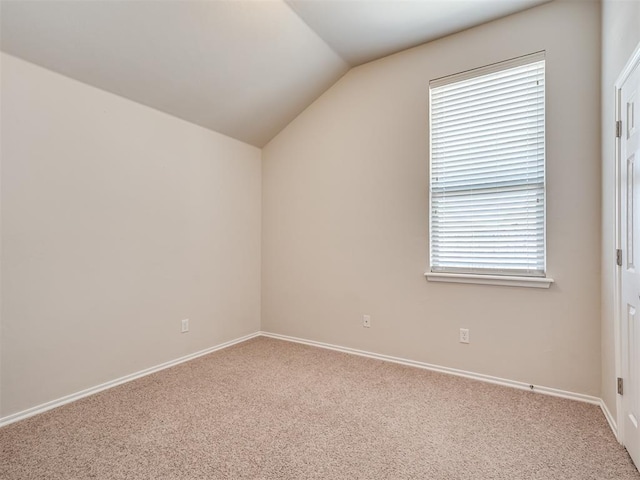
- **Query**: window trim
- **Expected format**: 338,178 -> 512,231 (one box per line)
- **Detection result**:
425,271 -> 554,289
427,52 -> 550,284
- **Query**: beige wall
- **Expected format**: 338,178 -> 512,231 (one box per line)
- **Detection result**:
601,0 -> 640,421
262,0 -> 602,396
0,0 -> 609,419
0,54 -> 262,417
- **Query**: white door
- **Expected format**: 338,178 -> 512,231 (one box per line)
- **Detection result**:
620,53 -> 640,470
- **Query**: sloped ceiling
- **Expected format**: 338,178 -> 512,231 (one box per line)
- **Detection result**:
286,0 -> 551,67
0,0 -> 549,147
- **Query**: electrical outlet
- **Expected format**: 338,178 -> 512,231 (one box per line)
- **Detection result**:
181,319 -> 189,333
363,314 -> 371,328
459,328 -> 469,343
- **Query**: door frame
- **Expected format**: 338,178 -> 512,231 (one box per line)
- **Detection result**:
615,40 -> 640,446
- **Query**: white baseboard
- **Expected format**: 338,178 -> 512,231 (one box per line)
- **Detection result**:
2,330 -> 615,439
259,331 -> 602,406
600,399 -> 619,441
0,332 -> 261,428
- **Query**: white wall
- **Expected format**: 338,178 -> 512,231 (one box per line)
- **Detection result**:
601,0 -> 640,421
0,54 -> 262,417
262,0 -> 602,396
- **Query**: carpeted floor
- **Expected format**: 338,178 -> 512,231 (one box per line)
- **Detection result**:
1,337 -> 638,479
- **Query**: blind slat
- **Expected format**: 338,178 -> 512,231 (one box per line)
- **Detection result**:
432,83 -> 544,113
432,71 -> 544,103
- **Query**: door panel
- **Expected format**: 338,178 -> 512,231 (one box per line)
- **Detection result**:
628,156 -> 635,270
629,306 -> 638,429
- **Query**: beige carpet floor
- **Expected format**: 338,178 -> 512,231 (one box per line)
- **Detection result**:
1,336 -> 639,479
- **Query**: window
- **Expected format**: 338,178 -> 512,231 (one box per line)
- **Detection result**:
428,52 -> 552,287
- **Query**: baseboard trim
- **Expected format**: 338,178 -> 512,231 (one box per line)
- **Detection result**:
2,330 -> 613,436
0,331 -> 261,428
259,331 -> 601,406
600,399 -> 619,441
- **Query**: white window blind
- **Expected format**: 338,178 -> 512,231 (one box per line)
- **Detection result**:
429,53 -> 546,277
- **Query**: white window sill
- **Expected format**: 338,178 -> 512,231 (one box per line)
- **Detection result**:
425,272 -> 554,289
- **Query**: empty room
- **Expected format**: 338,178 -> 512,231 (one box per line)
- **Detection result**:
1,0 -> 639,478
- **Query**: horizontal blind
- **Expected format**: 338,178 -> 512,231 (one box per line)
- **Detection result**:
429,54 -> 545,277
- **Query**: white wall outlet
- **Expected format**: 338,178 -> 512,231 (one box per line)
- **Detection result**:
459,328 -> 469,344
181,318 -> 189,333
363,314 -> 371,328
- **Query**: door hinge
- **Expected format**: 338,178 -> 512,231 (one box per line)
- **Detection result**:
617,248 -> 622,267
618,377 -> 624,395
616,120 -> 622,138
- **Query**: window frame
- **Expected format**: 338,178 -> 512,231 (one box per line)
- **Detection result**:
425,52 -> 553,289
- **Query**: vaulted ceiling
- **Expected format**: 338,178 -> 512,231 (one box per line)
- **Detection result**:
1,0 -> 549,147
